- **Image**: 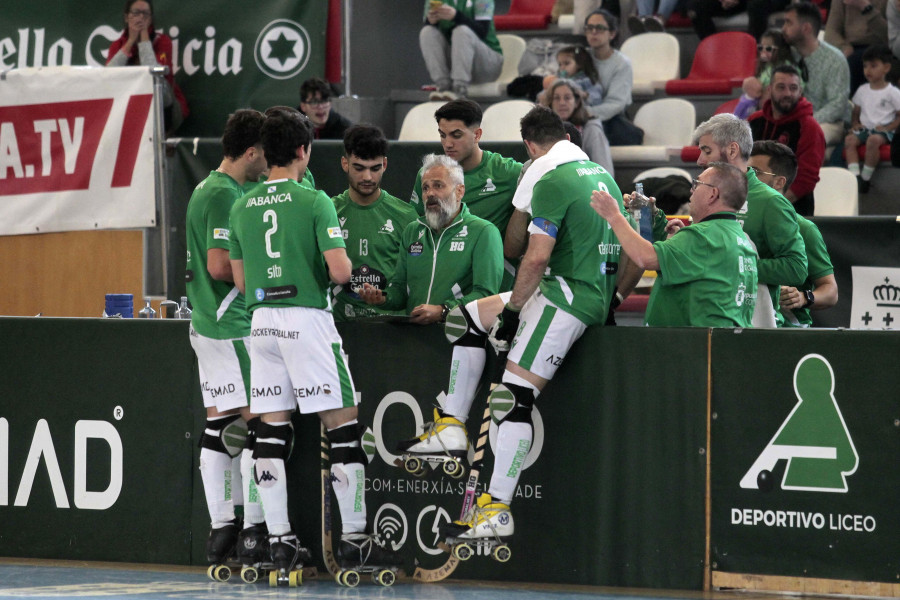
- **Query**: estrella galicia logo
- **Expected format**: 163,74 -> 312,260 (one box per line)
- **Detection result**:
409,241 -> 423,256
741,354 -> 858,493
254,19 -> 311,80
374,504 -> 408,551
255,288 -> 266,301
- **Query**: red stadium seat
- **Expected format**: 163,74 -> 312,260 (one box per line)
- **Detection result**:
618,294 -> 650,313
494,0 -> 556,30
681,146 -> 701,162
714,97 -> 740,114
844,145 -> 891,162
665,32 -> 756,95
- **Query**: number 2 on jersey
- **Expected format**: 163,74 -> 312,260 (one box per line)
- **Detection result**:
264,210 -> 281,258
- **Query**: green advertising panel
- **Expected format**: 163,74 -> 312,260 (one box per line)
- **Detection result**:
2,1 -> 326,136
0,317 -> 199,564
709,329 -> 900,583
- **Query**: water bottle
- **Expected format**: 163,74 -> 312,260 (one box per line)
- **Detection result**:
174,296 -> 192,319
137,298 -> 157,319
631,183 -> 653,242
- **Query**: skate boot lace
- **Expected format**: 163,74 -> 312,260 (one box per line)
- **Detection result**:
470,503 -> 506,543
344,533 -> 387,564
419,411 -> 465,455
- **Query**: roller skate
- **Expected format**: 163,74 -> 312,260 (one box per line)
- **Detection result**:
395,409 -> 469,479
206,519 -> 240,582
335,532 -> 403,587
441,493 -> 513,563
235,523 -> 271,584
267,533 -> 311,587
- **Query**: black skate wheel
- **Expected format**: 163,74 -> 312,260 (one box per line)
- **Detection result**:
340,570 -> 360,587
240,567 -> 259,584
404,457 -> 423,474
453,543 -> 473,561
492,544 -> 512,563
442,459 -> 464,478
376,569 -> 396,586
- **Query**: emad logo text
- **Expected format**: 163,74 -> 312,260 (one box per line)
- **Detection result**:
741,354 -> 858,493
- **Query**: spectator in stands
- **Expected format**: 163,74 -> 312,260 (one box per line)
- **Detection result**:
693,113 -> 807,325
420,0 -> 504,101
106,0 -> 188,133
749,141 -> 838,326
824,0 -> 888,94
540,79 -> 614,174
360,154 -> 503,324
584,9 -> 643,145
409,99 -> 523,291
889,0 -> 900,66
845,45 -> 900,192
628,0 -> 679,33
748,64 -> 825,215
297,78 -> 353,140
591,162 -> 759,327
331,125 -> 418,321
782,1 -> 851,144
687,0 -> 747,40
539,45 -> 604,107
736,29 -> 796,119
747,0 -> 791,41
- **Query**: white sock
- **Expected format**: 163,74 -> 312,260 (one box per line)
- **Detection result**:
847,162 -> 860,176
231,454 -> 243,508
329,419 -> 367,534
255,421 -> 291,536
200,447 -> 235,528
861,165 -> 875,181
241,448 -> 265,526
487,374 -> 539,504
443,345 -> 485,420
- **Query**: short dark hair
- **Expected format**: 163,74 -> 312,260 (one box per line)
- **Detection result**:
706,162 -> 748,211
751,140 -> 799,189
299,77 -> 332,103
786,1 -> 822,36
772,64 -> 802,80
434,98 -> 483,128
261,108 -> 312,167
562,120 -> 583,148
343,124 -> 388,160
585,8 -> 618,31
124,0 -> 152,15
862,44 -> 893,66
520,106 -> 566,146
221,109 -> 265,160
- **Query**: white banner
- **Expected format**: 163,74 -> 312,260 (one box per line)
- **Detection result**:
849,266 -> 900,330
0,66 -> 156,235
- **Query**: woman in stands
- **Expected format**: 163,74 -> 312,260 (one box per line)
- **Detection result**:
542,79 -> 615,175
106,0 -> 189,133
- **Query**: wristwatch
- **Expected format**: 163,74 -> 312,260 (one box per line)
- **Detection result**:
861,4 -> 874,14
802,290 -> 815,308
440,303 -> 450,323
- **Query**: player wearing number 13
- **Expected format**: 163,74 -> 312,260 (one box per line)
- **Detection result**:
228,108 -> 400,578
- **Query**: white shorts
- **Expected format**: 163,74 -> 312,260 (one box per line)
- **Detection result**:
189,326 -> 251,412
249,306 -> 358,415
506,290 -> 587,380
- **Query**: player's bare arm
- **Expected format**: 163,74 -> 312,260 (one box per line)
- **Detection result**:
509,233 -> 554,310
591,190 -> 660,271
323,247 -> 352,284
230,259 -> 245,294
207,248 -> 234,282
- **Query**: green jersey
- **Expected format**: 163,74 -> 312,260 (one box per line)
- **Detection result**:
383,204 -> 503,311
647,213 -> 758,327
185,170 -> 251,339
411,150 -> 522,241
778,216 -> 833,328
738,170 -> 807,307
424,0 -> 502,54
330,189 -> 418,321
532,160 -> 624,326
229,178 -> 345,312
242,167 -> 315,193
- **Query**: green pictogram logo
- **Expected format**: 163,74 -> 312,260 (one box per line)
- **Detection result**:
741,354 -> 858,493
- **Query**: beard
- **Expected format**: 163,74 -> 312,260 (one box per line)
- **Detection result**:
424,196 -> 458,230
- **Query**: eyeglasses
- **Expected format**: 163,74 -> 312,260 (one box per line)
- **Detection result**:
584,24 -> 611,33
302,99 -> 331,107
749,165 -> 779,178
691,178 -> 717,192
128,9 -> 152,17
757,45 -> 778,53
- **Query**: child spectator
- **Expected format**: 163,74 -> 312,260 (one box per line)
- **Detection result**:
539,45 -> 604,106
845,45 -> 900,193
735,29 -> 795,119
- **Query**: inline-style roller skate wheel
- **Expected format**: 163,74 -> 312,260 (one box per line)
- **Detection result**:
376,569 -> 396,586
240,566 -> 259,583
404,457 -> 422,474
453,543 -> 473,561
442,459 -> 464,478
492,544 -> 512,563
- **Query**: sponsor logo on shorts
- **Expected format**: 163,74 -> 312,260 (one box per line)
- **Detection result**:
252,327 -> 300,339
251,386 -> 282,397
294,384 -> 332,398
201,382 -> 237,398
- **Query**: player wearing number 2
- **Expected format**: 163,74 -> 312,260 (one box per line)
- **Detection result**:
228,108 -> 400,585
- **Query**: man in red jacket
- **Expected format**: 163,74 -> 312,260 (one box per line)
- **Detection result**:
748,64 -> 825,216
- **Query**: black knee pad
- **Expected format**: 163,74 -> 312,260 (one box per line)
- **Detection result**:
327,422 -> 369,466
253,421 -> 293,460
243,417 -> 261,452
490,383 -> 535,426
200,414 -> 243,456
444,304 -> 488,348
